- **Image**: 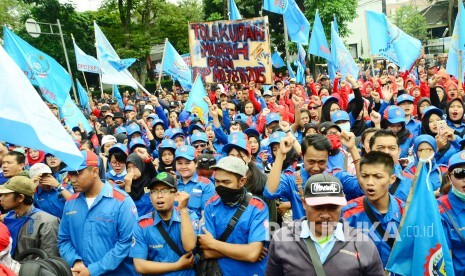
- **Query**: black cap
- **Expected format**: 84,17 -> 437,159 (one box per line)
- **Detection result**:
169,101 -> 179,107
148,172 -> 177,190
317,122 -> 341,135
113,112 -> 124,119
425,62 -> 435,69
101,105 -> 111,112
304,174 -> 347,206
109,99 -> 117,104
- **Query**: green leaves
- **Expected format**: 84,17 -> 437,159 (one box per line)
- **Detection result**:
393,5 -> 428,42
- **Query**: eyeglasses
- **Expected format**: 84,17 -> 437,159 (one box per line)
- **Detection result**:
417,148 -> 433,153
451,168 -> 465,179
308,105 -> 320,110
193,143 -> 207,149
46,155 -> 57,160
111,161 -> 124,166
150,188 -> 176,195
228,109 -> 236,112
199,157 -> 216,167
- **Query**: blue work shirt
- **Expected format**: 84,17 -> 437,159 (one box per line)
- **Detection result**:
398,133 -> 415,159
34,184 -> 73,219
58,182 -> 138,276
177,173 -> 216,218
130,208 -> 198,276
447,119 -> 465,137
203,194 -> 269,276
438,193 -> 465,275
342,194 -> 405,267
404,117 -> 421,137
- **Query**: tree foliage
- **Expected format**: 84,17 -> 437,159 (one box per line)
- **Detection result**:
393,5 -> 428,42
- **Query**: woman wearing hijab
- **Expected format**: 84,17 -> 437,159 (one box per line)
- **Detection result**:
124,152 -> 157,216
25,148 -> 45,168
381,106 -> 414,159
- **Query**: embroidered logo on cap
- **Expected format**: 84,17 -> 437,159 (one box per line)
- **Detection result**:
157,172 -> 168,180
310,182 -> 341,195
180,146 -> 188,152
460,152 -> 465,160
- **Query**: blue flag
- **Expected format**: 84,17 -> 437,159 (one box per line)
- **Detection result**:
333,14 -> 339,34
113,85 -> 125,109
108,58 -> 137,72
271,52 -> 286,68
446,0 -> 465,82
294,60 -> 305,84
75,79 -> 90,113
3,26 -> 72,108
60,95 -> 93,134
298,43 -> 306,68
331,22 -> 359,80
327,60 -> 337,81
366,10 -> 422,71
263,0 -> 288,14
73,39 -> 102,74
162,40 -> 192,90
386,160 -> 455,275
183,76 -> 208,124
229,0 -> 242,20
0,44 -> 83,169
308,10 -> 332,61
283,0 -> 310,45
287,61 -> 296,79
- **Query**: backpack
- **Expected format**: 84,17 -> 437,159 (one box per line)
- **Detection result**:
17,249 -> 72,276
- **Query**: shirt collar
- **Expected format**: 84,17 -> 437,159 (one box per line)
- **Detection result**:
300,220 -> 345,242
154,207 -> 181,226
178,173 -> 198,185
365,194 -> 402,223
449,192 -> 465,214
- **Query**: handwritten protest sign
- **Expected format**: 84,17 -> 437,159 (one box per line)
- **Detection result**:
188,16 -> 272,84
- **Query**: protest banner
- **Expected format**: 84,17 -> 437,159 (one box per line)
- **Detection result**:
188,16 -> 272,84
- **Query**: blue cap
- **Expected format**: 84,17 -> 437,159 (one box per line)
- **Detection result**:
109,143 -> 129,157
222,133 -> 250,155
448,150 -> 465,171
159,139 -> 177,151
129,137 -> 146,151
115,126 -> 127,135
396,94 -> 415,105
124,105 -> 136,112
331,110 -> 350,123
266,113 -> 280,126
179,111 -> 191,123
233,113 -> 248,123
61,150 -> 99,172
191,132 -> 208,144
147,114 -> 159,120
422,106 -> 443,118
269,131 -> 286,145
175,145 -> 196,161
169,128 -> 185,140
188,124 -> 204,135
244,128 -> 260,139
413,135 -> 436,157
151,119 -> 164,128
322,96 -> 339,105
385,106 -> 405,124
126,123 -> 141,136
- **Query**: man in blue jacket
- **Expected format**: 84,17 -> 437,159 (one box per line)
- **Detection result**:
58,150 -> 138,276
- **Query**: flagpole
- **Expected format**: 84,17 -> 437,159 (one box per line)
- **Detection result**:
283,17 -> 290,62
57,19 -> 77,101
364,10 -> 376,77
158,38 -> 168,87
82,72 -> 90,92
459,0 -> 463,88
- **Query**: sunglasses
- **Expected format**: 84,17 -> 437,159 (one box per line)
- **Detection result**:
193,143 -> 207,149
199,157 -> 216,167
451,168 -> 465,179
309,105 -> 320,110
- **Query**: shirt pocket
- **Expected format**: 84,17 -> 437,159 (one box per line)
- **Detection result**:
91,214 -> 117,239
188,188 -> 203,210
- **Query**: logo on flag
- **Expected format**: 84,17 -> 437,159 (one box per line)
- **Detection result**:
424,244 -> 446,276
27,53 -> 51,77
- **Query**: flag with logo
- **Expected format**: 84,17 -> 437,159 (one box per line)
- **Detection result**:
331,22 -> 359,79
283,0 -> 310,45
94,22 -> 138,88
73,38 -> 102,74
294,60 -> 305,84
0,44 -> 83,169
183,75 -> 208,123
161,40 -> 192,90
75,79 -> 91,113
60,95 -> 93,134
271,52 -> 286,68
298,43 -> 306,68
386,160 -> 455,275
287,61 -> 296,79
113,85 -> 125,109
3,26 -> 71,107
366,10 -> 422,71
308,10 -> 332,61
446,0 -> 465,82
229,0 -> 242,20
263,0 -> 288,14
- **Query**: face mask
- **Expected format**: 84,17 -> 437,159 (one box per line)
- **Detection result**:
326,134 -> 342,150
338,122 -> 351,133
451,186 -> 465,202
215,185 -> 245,207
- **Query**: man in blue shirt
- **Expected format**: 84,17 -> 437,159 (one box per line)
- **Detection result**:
198,156 -> 269,276
58,150 -> 138,276
131,172 -> 198,275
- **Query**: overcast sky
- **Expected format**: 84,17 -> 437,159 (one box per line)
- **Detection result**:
60,0 -> 103,12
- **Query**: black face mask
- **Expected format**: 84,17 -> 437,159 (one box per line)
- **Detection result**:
215,186 -> 246,207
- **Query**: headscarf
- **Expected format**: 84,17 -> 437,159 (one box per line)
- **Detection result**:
446,98 -> 465,125
126,153 -> 156,201
26,149 -> 45,166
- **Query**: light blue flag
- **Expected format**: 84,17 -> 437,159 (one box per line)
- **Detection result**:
108,58 -> 137,72
446,1 -> 465,81
283,0 -> 310,45
333,14 -> 339,34
294,60 -> 305,84
0,44 -> 83,169
308,10 -> 332,61
162,40 -> 192,90
271,52 -> 286,68
327,60 -> 337,81
3,26 -> 71,108
263,0 -> 288,14
298,43 -> 306,68
183,75 -> 208,124
229,0 -> 242,20
73,39 -> 102,74
287,61 -> 296,79
181,53 -> 192,69
366,10 -> 422,70
113,85 -> 125,109
331,22 -> 359,80
386,160 -> 455,275
60,95 -> 93,134
460,0 -> 465,51
75,79 -> 90,113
